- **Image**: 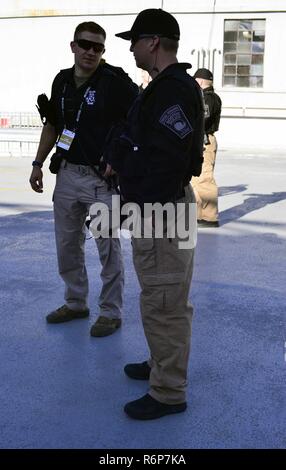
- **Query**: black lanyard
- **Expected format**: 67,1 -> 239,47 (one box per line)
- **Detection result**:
61,83 -> 92,132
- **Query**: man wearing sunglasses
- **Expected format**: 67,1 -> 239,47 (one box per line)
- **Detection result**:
104,9 -> 204,419
29,22 -> 138,337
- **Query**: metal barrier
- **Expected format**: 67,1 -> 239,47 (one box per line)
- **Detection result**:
0,140 -> 39,157
2,108 -> 286,128
0,113 -> 42,129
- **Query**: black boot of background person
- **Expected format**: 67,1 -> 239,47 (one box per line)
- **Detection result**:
197,219 -> 219,227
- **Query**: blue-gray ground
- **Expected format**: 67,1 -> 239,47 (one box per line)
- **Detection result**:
0,148 -> 285,449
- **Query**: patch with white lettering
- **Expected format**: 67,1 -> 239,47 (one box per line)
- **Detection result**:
159,105 -> 193,139
86,90 -> 96,105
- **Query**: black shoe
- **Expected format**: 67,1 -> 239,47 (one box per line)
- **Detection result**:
197,219 -> 219,227
124,394 -> 187,420
90,316 -> 121,337
46,305 -> 89,324
124,361 -> 151,380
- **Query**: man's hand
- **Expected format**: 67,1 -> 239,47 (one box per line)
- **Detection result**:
29,167 -> 44,193
103,163 -> 116,178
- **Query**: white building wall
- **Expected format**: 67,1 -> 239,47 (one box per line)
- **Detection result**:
1,0 -> 286,15
0,0 -> 286,150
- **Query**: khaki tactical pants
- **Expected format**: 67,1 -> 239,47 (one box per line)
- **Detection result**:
192,134 -> 219,222
132,185 -> 196,404
53,160 -> 124,317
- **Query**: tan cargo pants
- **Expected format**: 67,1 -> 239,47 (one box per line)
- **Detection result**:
53,160 -> 124,317
192,134 -> 219,222
132,185 -> 196,404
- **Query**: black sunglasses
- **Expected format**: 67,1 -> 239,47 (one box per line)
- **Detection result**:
75,39 -> 105,53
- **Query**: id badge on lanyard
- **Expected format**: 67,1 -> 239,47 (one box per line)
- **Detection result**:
57,84 -> 91,151
57,129 -> 75,150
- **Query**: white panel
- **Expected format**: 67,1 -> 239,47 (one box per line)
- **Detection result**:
164,0 -> 286,13
175,12 -> 225,87
1,0 -> 286,16
219,117 -> 286,150
1,11 -> 286,109
0,0 -> 161,16
0,14 -> 145,111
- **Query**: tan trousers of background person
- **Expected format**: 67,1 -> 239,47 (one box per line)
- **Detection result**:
132,185 -> 196,404
192,134 -> 219,222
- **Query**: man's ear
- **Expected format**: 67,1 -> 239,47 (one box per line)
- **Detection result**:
150,36 -> 160,51
70,41 -> 76,53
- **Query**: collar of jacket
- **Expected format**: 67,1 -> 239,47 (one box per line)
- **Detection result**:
60,63 -> 105,85
203,86 -> 214,94
157,62 -> 192,78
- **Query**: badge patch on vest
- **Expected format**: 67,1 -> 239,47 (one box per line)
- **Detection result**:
159,105 -> 193,139
204,103 -> 210,118
86,90 -> 96,105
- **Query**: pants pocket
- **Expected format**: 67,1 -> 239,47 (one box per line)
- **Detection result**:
160,237 -> 190,274
132,237 -> 155,273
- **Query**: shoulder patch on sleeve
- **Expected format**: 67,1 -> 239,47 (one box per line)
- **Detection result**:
159,104 -> 193,139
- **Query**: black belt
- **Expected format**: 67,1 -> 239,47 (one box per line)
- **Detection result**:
65,160 -> 99,168
62,160 -> 100,175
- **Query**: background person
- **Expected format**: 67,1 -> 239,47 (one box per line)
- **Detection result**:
29,22 -> 138,337
192,67 -> 222,227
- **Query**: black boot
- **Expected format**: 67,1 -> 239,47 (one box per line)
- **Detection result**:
124,361 -> 151,380
124,394 -> 187,420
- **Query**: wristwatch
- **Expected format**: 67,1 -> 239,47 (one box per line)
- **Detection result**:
32,160 -> 43,168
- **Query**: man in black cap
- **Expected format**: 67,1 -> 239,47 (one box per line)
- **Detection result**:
104,9 -> 204,420
192,68 -> 222,227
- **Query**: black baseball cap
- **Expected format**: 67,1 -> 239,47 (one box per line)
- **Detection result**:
193,68 -> 213,80
115,8 -> 180,41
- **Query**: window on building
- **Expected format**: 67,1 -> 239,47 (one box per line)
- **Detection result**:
223,19 -> 265,88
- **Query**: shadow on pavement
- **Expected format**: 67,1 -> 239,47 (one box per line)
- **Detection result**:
0,206 -> 286,448
0,202 -> 52,213
219,184 -> 248,196
220,191 -> 286,225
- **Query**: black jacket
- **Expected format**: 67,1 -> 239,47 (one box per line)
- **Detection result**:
105,63 -> 204,207
49,63 -> 138,165
203,86 -> 222,135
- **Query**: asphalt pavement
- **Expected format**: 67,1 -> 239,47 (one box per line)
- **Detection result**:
0,147 -> 285,449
